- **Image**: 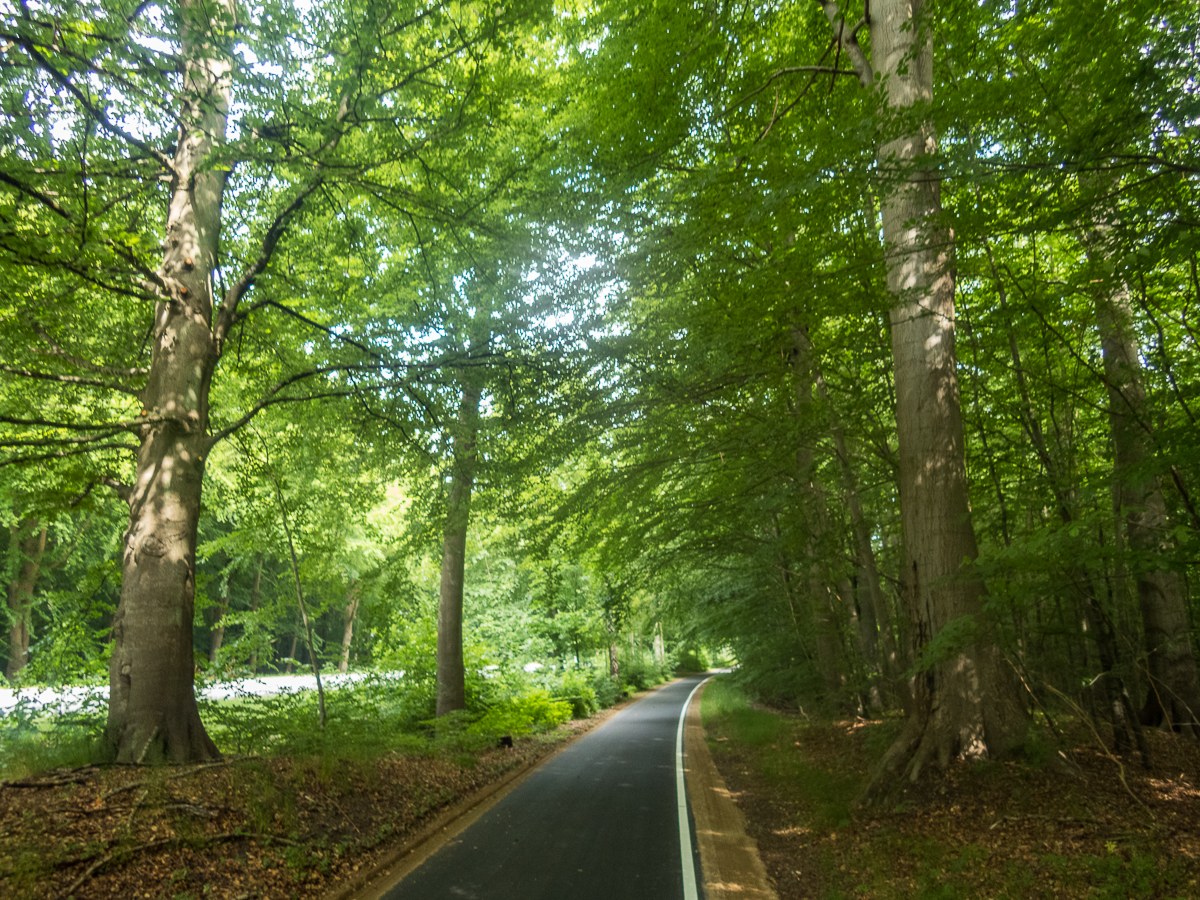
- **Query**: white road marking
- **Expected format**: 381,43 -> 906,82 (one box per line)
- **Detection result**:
676,675 -> 714,900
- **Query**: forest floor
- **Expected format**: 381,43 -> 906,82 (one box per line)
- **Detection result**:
0,713 -> 604,900
703,689 -> 1200,900
7,682 -> 1200,900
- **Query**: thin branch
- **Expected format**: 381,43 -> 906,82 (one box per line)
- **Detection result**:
213,179 -> 324,347
0,428 -> 128,447
0,170 -> 73,220
235,299 -> 379,358
0,442 -> 138,466
206,365 -> 364,444
0,364 -> 141,396
260,447 -> 326,731
14,35 -> 173,170
1045,684 -> 1154,821
813,0 -> 874,87
0,414 -> 148,432
725,51 -> 832,110
54,831 -> 254,900
30,319 -> 149,377
101,476 -> 133,501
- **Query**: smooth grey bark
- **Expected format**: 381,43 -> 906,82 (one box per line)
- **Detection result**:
436,379 -> 482,718
338,579 -> 361,674
104,0 -> 322,763
1094,277 -> 1200,735
816,0 -> 1026,783
5,520 -> 46,682
208,576 -> 231,665
105,0 -> 236,763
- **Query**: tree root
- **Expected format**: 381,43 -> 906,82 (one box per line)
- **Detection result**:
53,829 -> 292,900
988,813 -> 1096,829
2,775 -> 90,789
101,756 -> 256,800
1046,685 -> 1155,822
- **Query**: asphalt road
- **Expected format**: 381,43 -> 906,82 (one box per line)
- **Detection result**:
377,675 -> 709,900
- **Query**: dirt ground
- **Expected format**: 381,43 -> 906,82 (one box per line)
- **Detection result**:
705,714 -> 1200,900
0,721 -> 596,900
9,693 -> 1199,900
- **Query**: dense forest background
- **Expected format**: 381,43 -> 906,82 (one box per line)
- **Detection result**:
0,0 -> 1197,778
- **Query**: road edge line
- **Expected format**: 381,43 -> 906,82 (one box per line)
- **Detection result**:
683,677 -> 780,900
677,675 -> 713,900
331,683 -> 673,900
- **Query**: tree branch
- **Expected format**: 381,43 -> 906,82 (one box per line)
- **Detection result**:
813,0 -> 874,88
0,170 -> 73,221
235,299 -> 380,358
30,319 -> 149,377
0,364 -> 141,396
0,442 -> 138,467
207,365 -> 367,445
0,411 -> 179,432
13,34 -> 173,170
0,428 -> 129,447
101,476 -> 133,501
213,178 -> 325,347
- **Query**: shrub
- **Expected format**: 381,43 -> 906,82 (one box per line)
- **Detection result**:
0,690 -> 106,777
675,642 -> 709,674
590,673 -> 620,709
467,690 -> 571,738
548,669 -> 599,718
620,657 -> 668,692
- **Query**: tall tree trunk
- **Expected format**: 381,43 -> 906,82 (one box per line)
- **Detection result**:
436,380 -> 482,718
5,520 -> 46,682
338,579 -> 361,674
248,552 -> 263,672
269,469 -> 326,729
818,0 -> 1026,783
804,324 -> 906,711
789,325 -> 850,710
105,0 -> 235,764
1094,278 -> 1200,734
984,239 -> 1147,757
285,609 -> 300,675
209,577 -> 230,665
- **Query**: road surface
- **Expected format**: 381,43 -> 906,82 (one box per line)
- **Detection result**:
375,675 -> 710,900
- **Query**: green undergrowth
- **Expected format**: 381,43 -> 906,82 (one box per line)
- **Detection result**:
699,677 -> 1193,900
701,677 -> 863,829
0,666 -> 623,779
0,689 -> 107,779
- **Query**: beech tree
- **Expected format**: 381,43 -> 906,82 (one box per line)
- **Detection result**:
436,349 -> 483,717
805,0 -> 1027,778
0,0 -> 547,762
1,0 -> 1196,783
4,517 -> 46,681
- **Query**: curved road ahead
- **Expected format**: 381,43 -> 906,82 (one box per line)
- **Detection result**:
375,675 -> 709,900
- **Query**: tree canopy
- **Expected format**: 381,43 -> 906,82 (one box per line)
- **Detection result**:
1,0 -> 1198,780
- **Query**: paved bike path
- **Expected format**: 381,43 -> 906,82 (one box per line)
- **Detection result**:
376,675 -> 707,900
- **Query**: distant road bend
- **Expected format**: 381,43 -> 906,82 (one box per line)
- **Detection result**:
373,674 -> 712,900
